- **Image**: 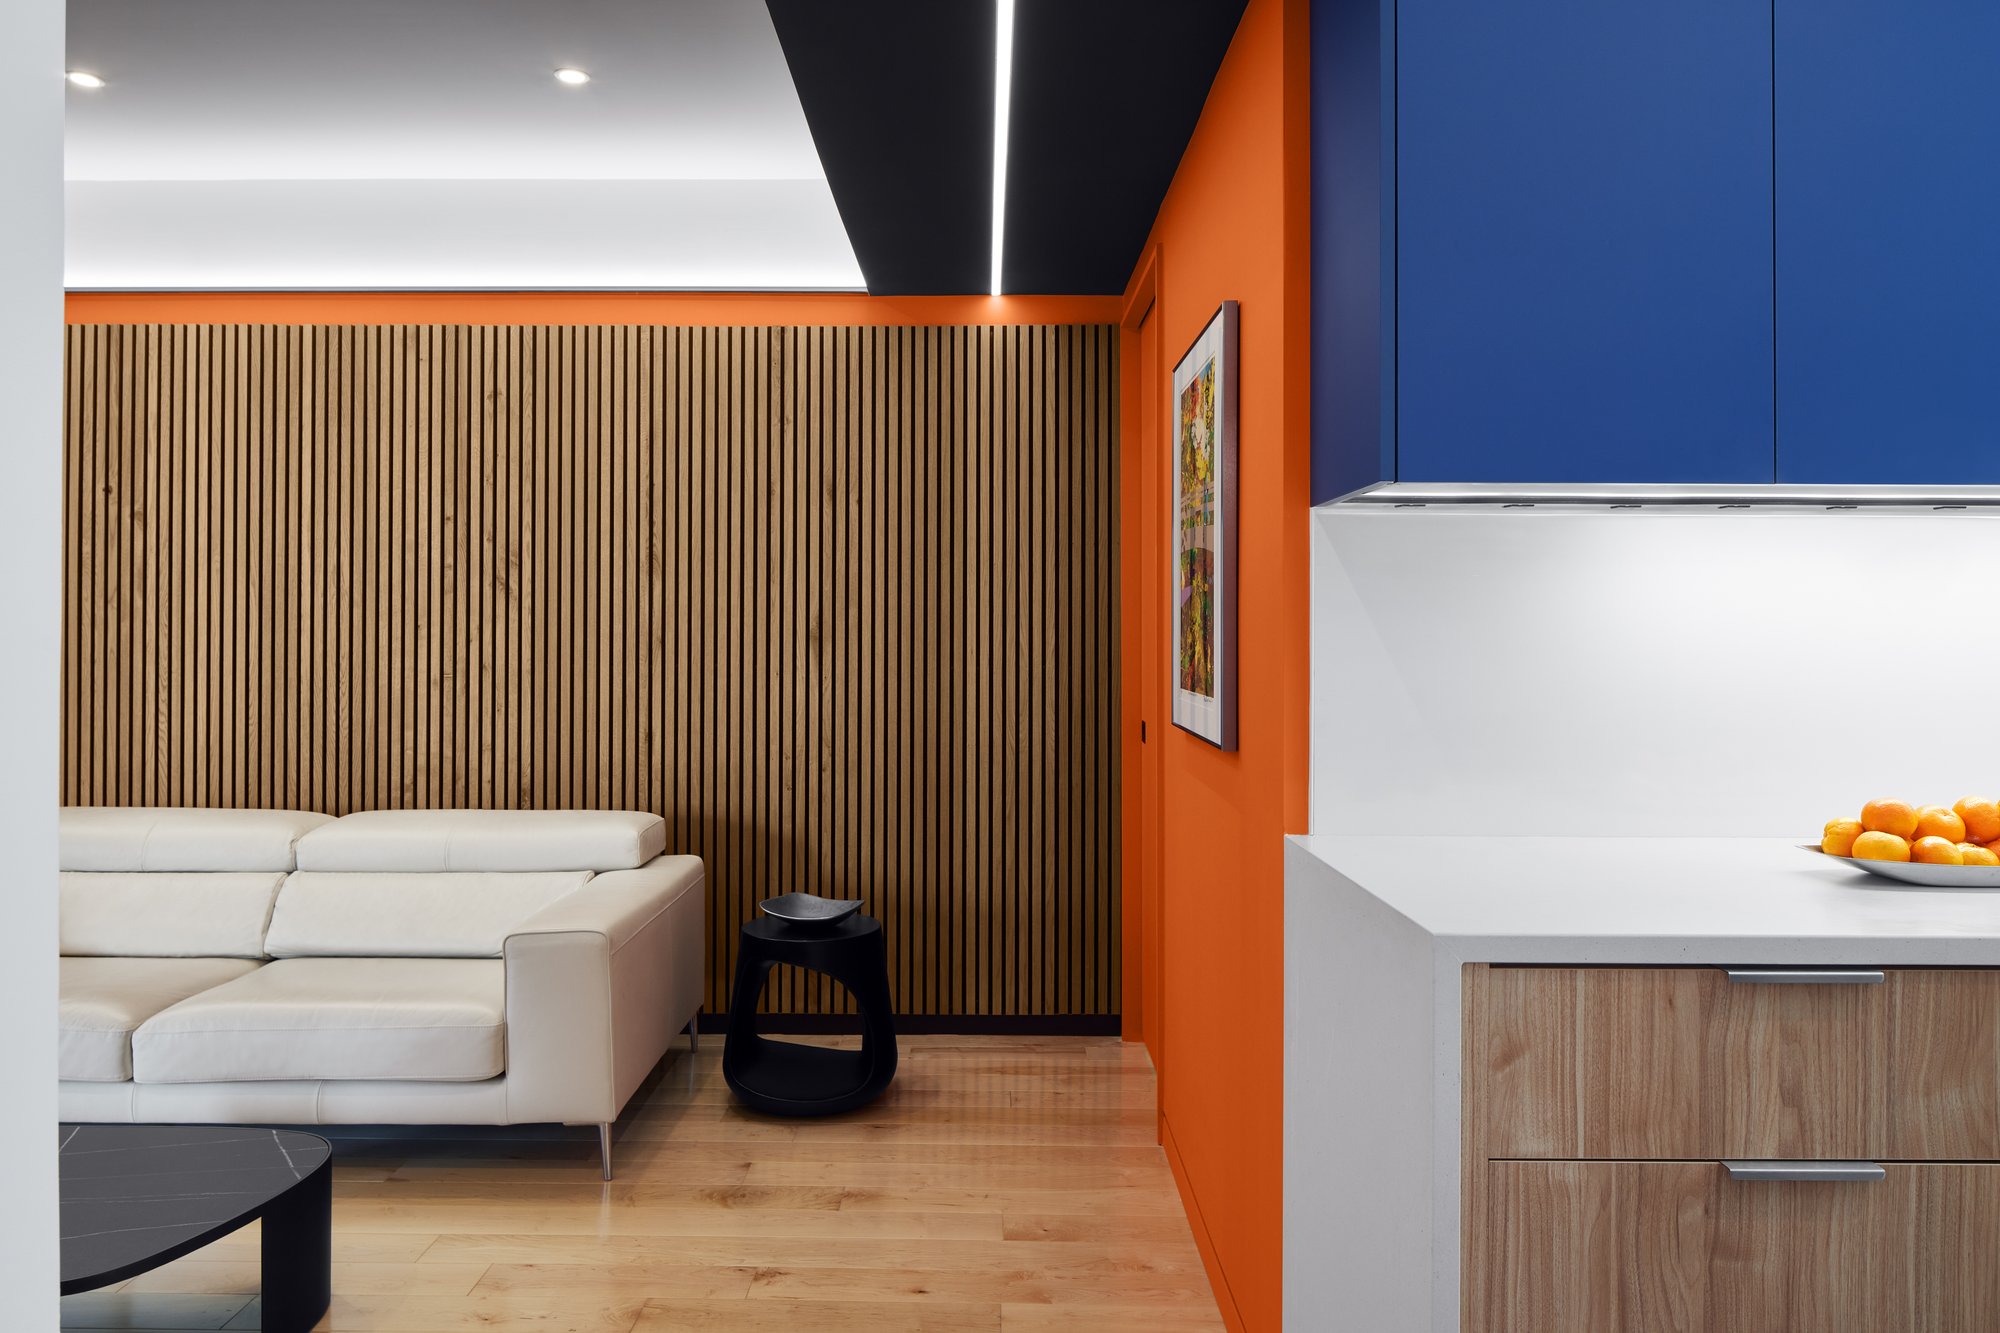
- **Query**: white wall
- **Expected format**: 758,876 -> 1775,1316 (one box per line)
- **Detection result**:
1313,507 -> 2000,837
0,0 -> 63,1323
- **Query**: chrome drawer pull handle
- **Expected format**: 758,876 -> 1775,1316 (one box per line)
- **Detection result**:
1723,1160 -> 1885,1183
1723,968 -> 1885,985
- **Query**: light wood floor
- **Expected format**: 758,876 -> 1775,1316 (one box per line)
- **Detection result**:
60,1035 -> 1223,1332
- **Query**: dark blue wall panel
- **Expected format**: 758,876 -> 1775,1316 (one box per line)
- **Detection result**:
1310,0 -> 1395,502
1395,0 -> 1776,483
1776,0 -> 2000,482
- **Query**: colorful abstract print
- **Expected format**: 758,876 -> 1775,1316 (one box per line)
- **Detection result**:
1178,356 -> 1217,698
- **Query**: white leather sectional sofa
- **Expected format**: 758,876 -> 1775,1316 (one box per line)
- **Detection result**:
57,806 -> 704,1178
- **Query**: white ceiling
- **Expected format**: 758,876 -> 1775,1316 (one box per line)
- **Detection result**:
64,0 -> 865,288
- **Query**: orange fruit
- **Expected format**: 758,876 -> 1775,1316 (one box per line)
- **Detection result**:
1916,805 -> 1968,842
1955,797 -> 2000,844
1958,843 -> 1999,867
1861,799 -> 1921,840
1913,836 -> 1964,865
1851,831 -> 1912,862
1821,818 -> 1864,857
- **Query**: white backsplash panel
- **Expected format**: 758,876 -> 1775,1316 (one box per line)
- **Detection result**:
1312,506 -> 2000,838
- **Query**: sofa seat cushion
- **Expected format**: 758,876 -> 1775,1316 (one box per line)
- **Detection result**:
295,809 -> 665,873
62,807 -> 332,872
60,957 -> 263,1082
132,957 -> 506,1084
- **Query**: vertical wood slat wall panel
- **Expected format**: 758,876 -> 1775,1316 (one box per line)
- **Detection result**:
61,322 -> 1120,1018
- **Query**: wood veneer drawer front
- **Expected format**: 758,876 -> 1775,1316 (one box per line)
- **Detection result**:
1465,966 -> 2000,1160
1479,1161 -> 2000,1332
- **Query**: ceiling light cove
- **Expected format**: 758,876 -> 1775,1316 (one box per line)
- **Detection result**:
989,0 -> 1015,296
67,70 -> 107,89
63,1 -> 867,289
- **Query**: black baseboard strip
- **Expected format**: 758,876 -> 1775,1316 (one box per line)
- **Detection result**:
725,1013 -> 1122,1037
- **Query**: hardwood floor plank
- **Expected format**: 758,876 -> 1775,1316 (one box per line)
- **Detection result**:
743,1160 -> 1175,1191
469,1264 -> 756,1299
601,1142 -> 1174,1169
370,1160 -> 759,1186
418,1235 -> 1205,1275
738,1264 -> 1216,1307
309,1293 -> 648,1331
411,1211 -> 1005,1246
1000,1303 -> 1226,1330
1001,1214 -> 1205,1245
748,1119 -> 1161,1149
315,1186 -> 855,1233
836,1186 -> 1189,1217
331,1163 -> 754,1200
120,1259 -> 490,1297
632,1298 -> 1000,1331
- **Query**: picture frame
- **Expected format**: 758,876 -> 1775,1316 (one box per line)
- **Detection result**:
1170,300 -> 1238,750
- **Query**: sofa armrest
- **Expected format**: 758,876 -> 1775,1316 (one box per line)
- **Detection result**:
501,854 -> 705,1125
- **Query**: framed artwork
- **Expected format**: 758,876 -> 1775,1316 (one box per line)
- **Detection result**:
1170,300 -> 1238,750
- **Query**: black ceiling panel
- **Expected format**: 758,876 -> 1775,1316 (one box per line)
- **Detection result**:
767,0 -> 1246,296
765,0 -> 994,295
1003,0 -> 1248,294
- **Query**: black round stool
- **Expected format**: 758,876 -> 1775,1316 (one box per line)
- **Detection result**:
722,910 -> 898,1116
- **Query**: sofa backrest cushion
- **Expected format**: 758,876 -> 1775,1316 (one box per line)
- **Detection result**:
294,809 -> 666,873
264,870 -> 593,958
61,807 -> 333,872
60,871 -> 286,959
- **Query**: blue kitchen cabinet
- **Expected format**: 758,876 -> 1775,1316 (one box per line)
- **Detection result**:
1390,0 -> 1777,483
1775,0 -> 2000,483
1310,0 -> 1396,502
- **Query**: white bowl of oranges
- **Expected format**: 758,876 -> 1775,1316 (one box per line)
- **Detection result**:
1811,798 -> 2000,887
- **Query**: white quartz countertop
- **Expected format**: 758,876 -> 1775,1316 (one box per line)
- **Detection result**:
1288,834 -> 2000,965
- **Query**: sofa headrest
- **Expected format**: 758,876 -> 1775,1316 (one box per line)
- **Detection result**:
61,807 -> 334,872
265,871 -> 593,958
60,872 -> 287,959
294,809 -> 666,873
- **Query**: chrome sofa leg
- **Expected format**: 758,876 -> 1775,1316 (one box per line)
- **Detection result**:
688,1012 -> 700,1054
598,1123 -> 613,1181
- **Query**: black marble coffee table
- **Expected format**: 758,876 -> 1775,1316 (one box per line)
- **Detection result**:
60,1125 -> 332,1331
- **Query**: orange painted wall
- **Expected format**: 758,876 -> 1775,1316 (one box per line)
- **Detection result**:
63,291 -> 1120,327
1119,0 -> 1312,1328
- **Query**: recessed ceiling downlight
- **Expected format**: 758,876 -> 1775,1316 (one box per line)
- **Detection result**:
67,71 -> 106,89
554,67 -> 591,86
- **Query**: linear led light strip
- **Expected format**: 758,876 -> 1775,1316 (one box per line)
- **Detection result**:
990,0 -> 1016,296
1337,482 -> 2000,510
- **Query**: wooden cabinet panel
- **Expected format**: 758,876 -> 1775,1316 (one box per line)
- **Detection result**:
1482,1162 -> 1712,1331
1575,968 -> 1889,1159
1467,966 -> 2000,1160
1888,970 -> 2000,1159
1464,964 -> 1579,1158
1903,1163 -> 2000,1331
1482,1162 -> 2000,1332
